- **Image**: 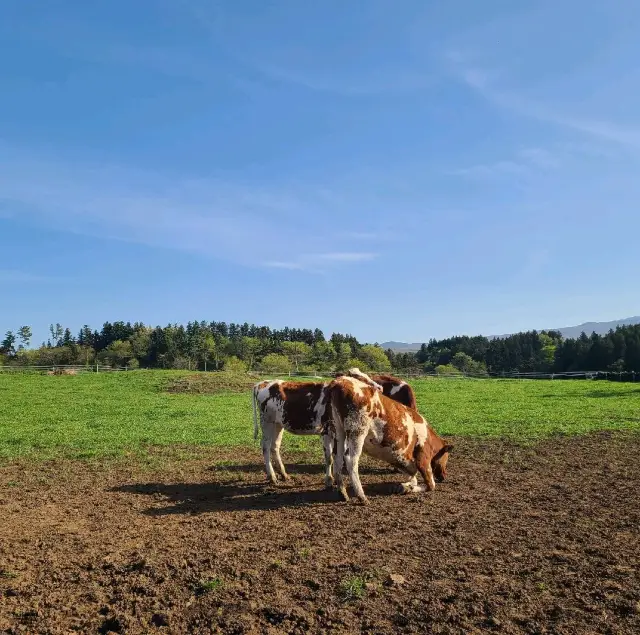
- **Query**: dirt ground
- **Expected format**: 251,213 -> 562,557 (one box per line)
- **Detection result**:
1,432 -> 639,635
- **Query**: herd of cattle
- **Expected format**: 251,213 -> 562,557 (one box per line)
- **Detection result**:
252,369 -> 453,504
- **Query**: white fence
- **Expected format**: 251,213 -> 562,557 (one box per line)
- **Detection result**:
1,365 -> 637,382
255,369 -> 639,382
0,364 -> 128,373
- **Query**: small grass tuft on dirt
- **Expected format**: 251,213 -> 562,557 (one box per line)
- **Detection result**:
0,569 -> 18,579
196,577 -> 224,594
339,575 -> 367,602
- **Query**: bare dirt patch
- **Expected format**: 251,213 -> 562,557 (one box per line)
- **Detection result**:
164,372 -> 260,395
1,433 -> 638,634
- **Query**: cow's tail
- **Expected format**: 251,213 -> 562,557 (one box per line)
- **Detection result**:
252,384 -> 260,441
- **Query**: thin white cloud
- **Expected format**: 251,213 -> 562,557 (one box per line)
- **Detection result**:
557,116 -> 640,149
448,56 -> 640,150
256,63 -> 432,96
263,261 -> 305,271
0,270 -> 60,283
262,251 -> 377,273
448,160 -> 530,179
450,147 -> 564,181
0,145 -> 386,272
517,147 -> 561,169
314,252 -> 376,262
184,2 -> 433,97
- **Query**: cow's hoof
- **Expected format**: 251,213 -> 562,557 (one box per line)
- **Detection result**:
338,487 -> 350,502
356,497 -> 370,506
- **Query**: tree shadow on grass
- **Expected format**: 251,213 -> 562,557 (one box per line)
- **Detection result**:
112,479 -> 406,515
540,388 -> 640,399
584,389 -> 640,398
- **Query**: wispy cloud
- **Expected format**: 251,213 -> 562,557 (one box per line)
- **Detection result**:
263,251 -> 377,273
517,147 -> 561,169
0,270 -> 60,283
450,147 -> 563,181
314,252 -> 376,262
263,261 -> 305,271
556,117 -> 640,149
444,51 -> 640,150
255,64 -> 432,96
183,2 -> 432,97
0,145 -> 388,272
448,160 -> 530,179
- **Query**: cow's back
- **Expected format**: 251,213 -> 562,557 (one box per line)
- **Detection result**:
370,374 -> 417,410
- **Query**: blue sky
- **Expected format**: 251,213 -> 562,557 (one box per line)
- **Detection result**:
1,0 -> 639,345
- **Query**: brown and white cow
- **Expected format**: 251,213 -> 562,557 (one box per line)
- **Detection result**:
331,375 -> 448,477
327,375 -> 453,504
252,369 -> 384,487
339,373 -> 418,483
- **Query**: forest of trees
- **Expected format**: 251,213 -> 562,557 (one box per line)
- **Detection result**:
1,319 -> 640,376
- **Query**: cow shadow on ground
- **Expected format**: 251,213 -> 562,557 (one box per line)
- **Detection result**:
112,478 -> 406,515
207,462 -> 393,476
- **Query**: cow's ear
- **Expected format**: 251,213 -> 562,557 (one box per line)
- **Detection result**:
443,443 -> 454,453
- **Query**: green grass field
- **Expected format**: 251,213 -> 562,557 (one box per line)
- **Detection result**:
1,370 -> 639,461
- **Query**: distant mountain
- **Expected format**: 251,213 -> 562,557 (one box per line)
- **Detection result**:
381,341 -> 423,352
382,316 -> 640,351
551,316 -> 640,340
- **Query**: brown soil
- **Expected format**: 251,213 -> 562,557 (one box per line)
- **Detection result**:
1,432 -> 639,634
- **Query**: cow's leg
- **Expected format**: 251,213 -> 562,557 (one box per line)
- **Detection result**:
322,431 -> 334,489
391,455 -> 420,493
399,473 -> 419,493
271,424 -> 289,481
415,445 -> 436,492
333,425 -> 349,502
346,430 -> 368,504
261,419 -> 278,485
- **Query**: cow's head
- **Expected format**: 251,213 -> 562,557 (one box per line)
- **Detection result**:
431,441 -> 453,482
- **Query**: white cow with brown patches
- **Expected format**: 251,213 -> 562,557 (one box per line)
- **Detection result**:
252,369 -> 384,487
327,375 -> 452,504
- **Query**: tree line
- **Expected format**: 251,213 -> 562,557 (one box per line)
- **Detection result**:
1,320 -> 640,375
0,321 -> 391,373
